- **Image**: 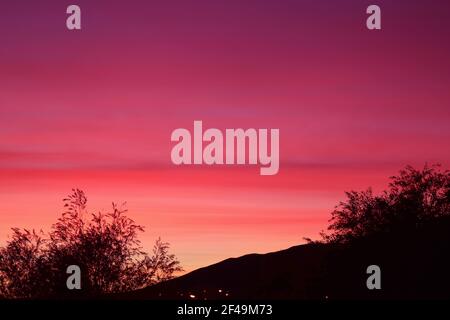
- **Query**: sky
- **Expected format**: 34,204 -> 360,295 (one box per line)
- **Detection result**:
1,0 -> 450,272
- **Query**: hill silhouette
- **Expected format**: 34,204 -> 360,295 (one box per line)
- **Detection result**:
120,164 -> 450,300
121,215 -> 450,300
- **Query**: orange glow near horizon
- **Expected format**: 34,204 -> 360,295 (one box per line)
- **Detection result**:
0,165 -> 422,272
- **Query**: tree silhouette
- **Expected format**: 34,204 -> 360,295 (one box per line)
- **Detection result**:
0,189 -> 182,299
323,164 -> 450,243
0,228 -> 47,298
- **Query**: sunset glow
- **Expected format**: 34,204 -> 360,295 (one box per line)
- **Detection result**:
1,0 -> 450,273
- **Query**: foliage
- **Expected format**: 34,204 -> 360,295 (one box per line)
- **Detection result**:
0,189 -> 182,299
323,164 -> 450,243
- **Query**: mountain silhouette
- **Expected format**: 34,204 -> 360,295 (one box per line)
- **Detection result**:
121,216 -> 450,300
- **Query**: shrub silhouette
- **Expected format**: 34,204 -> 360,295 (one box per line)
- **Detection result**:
0,189 -> 182,299
323,164 -> 450,243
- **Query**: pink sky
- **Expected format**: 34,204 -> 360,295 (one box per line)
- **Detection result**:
1,0 -> 450,271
